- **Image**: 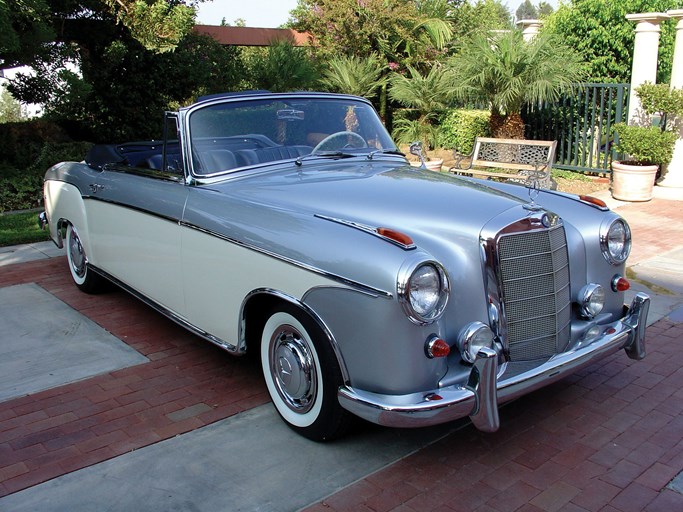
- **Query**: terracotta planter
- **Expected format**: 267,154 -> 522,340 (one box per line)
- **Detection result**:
611,160 -> 658,202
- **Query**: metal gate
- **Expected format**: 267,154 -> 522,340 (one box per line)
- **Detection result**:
522,83 -> 630,174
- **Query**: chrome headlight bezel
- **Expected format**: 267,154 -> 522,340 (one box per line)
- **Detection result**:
600,218 -> 632,265
397,259 -> 450,325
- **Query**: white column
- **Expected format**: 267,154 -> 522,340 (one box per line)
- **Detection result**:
625,13 -> 669,125
516,19 -> 543,41
659,10 -> 683,188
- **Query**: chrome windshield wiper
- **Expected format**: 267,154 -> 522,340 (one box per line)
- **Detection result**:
366,148 -> 405,160
295,151 -> 356,166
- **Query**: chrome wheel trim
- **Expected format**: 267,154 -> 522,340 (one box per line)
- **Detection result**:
261,312 -> 323,428
270,326 -> 317,414
66,225 -> 87,284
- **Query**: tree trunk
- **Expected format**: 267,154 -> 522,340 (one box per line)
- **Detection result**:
490,111 -> 525,139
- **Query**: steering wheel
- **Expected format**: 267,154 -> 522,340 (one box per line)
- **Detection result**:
312,131 -> 367,153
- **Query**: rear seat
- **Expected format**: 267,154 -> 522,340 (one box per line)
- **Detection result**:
236,145 -> 311,166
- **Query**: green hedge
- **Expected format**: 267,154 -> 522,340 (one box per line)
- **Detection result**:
439,109 -> 490,154
0,119 -> 92,212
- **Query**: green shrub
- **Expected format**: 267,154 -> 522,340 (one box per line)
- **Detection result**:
0,141 -> 92,213
612,123 -> 678,167
0,173 -> 44,212
28,141 -> 93,173
439,109 -> 490,154
0,119 -> 71,170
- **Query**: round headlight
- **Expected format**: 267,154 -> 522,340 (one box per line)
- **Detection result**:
578,283 -> 605,318
398,261 -> 449,324
601,218 -> 631,265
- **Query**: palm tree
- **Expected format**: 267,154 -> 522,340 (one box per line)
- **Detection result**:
318,54 -> 387,98
447,30 -> 584,139
389,64 -> 453,150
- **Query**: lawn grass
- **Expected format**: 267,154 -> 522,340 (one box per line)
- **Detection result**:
0,210 -> 51,247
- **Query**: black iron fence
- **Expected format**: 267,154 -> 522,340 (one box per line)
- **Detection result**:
522,83 -> 630,174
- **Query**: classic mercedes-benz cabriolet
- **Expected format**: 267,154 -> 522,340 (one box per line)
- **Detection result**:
41,91 -> 649,441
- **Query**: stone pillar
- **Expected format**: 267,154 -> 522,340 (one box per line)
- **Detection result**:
660,9 -> 683,188
625,13 -> 669,125
516,19 -> 542,41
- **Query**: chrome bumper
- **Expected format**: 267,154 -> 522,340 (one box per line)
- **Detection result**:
338,292 -> 650,431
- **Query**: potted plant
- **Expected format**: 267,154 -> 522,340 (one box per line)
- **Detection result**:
612,83 -> 683,201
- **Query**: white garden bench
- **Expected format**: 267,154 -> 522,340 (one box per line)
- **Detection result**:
449,137 -> 557,190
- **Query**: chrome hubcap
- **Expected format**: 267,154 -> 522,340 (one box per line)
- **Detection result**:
270,326 -> 316,414
68,229 -> 86,278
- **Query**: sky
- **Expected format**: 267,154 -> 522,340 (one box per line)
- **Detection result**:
195,1 -> 560,29
196,0 -> 300,28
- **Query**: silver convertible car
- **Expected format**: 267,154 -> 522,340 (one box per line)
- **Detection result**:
41,91 -> 650,441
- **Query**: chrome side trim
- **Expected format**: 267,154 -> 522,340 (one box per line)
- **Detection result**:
239,288 -> 350,383
315,214 -> 417,250
89,265 -> 241,354
179,221 -> 393,299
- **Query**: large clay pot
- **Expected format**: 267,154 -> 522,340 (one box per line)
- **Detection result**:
611,160 -> 658,201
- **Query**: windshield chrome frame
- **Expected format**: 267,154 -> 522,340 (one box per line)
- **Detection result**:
181,92 -> 397,183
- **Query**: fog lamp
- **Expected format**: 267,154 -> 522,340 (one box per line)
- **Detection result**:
578,283 -> 605,319
582,325 -> 602,342
457,322 -> 495,364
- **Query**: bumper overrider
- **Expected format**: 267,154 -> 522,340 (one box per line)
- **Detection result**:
338,292 -> 650,432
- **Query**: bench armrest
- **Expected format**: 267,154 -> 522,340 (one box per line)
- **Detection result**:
449,149 -> 474,172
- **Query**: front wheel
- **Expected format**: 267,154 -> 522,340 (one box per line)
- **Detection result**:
260,306 -> 351,441
66,224 -> 106,294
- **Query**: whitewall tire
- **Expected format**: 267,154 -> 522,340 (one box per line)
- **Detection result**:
66,224 -> 105,294
260,306 -> 351,441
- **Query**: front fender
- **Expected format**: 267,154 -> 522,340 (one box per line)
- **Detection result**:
44,176 -> 92,260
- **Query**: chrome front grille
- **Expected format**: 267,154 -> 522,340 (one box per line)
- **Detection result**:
498,225 -> 571,361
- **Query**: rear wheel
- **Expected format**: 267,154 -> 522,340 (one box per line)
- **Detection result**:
260,306 -> 351,441
66,224 -> 106,294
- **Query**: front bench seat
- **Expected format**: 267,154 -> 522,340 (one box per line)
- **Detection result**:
236,146 -> 312,167
199,149 -> 238,174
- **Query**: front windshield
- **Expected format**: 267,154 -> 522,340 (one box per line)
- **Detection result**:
188,96 -> 397,176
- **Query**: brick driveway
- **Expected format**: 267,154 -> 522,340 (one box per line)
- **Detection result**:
0,257 -> 269,497
1,195 -> 682,511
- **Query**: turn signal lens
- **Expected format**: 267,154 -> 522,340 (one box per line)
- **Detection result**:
579,195 -> 607,208
425,336 -> 450,358
612,275 -> 630,292
376,227 -> 413,247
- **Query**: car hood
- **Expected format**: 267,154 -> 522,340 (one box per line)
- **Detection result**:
206,159 -> 531,245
